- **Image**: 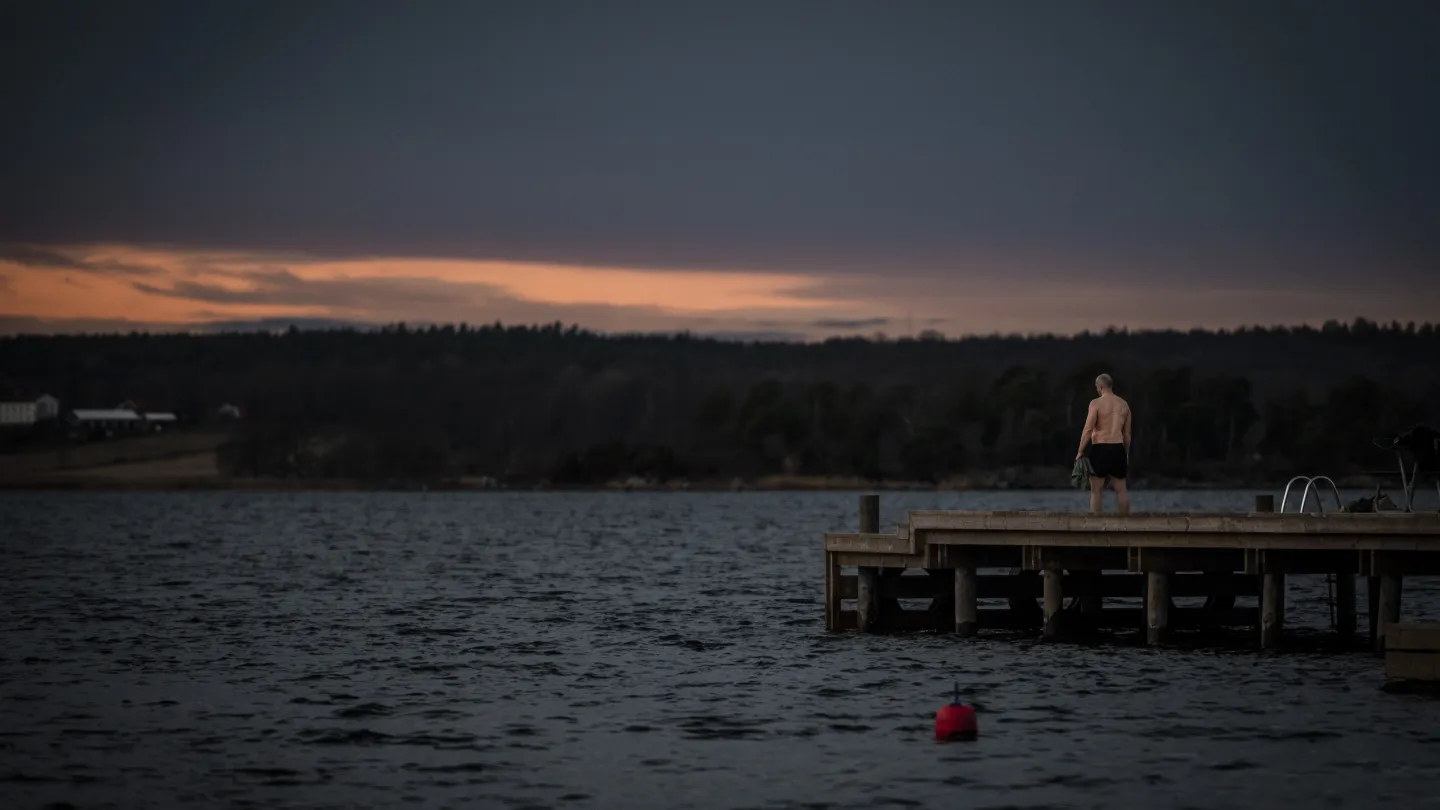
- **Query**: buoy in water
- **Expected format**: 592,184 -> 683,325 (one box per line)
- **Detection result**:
934,681 -> 977,741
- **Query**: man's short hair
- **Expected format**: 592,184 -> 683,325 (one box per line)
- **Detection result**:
1095,373 -> 1113,390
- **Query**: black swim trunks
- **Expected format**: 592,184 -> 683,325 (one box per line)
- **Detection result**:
1087,443 -> 1128,480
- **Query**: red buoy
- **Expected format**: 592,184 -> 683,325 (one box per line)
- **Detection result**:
934,682 -> 977,741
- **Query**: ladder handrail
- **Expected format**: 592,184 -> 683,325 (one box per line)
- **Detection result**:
1279,475 -> 1344,514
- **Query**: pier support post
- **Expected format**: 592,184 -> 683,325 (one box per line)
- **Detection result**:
1368,575 -> 1380,645
1146,572 -> 1170,645
857,567 -> 879,632
954,565 -> 978,637
1253,496 -> 1281,648
1261,574 -> 1284,649
1042,568 -> 1062,641
1335,574 -> 1356,640
824,551 -> 838,631
856,494 -> 881,632
1376,575 -> 1403,652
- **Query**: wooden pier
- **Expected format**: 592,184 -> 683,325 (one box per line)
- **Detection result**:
824,495 -> 1440,649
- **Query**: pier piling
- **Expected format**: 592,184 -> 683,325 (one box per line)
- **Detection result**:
856,494 -> 881,633
1336,574 -> 1356,638
1369,576 -> 1381,645
1042,568 -> 1063,641
1261,574 -> 1284,649
1377,576 -> 1403,651
954,565 -> 978,637
856,567 -> 879,632
1254,494 -> 1282,649
1146,572 -> 1170,645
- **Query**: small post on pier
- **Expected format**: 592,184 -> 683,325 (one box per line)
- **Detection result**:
1376,576 -> 1403,652
955,564 -> 978,637
1042,567 -> 1063,641
859,493 -> 880,536
1146,572 -> 1170,645
1335,574 -> 1356,640
856,494 -> 881,633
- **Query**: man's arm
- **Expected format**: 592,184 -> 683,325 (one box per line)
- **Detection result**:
1122,408 -> 1132,455
1076,401 -> 1096,459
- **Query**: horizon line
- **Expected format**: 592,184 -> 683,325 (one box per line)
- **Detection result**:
1,315 -> 1434,345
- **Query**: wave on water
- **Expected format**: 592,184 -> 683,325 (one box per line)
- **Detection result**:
2,490 -> 1439,809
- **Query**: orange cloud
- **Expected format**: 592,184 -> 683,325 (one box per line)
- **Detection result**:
0,243 -> 875,336
0,242 -> 1431,339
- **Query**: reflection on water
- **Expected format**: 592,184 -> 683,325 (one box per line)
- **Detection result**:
2,490 -> 1439,809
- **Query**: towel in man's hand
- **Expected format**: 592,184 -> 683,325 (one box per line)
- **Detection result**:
1070,456 -> 1094,489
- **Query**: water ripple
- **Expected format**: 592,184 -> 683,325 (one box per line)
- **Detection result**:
1,490 -> 1438,809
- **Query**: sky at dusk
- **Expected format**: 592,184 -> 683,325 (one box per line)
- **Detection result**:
1,1 -> 1436,339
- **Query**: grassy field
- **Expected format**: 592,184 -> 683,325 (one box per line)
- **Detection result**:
0,430 -> 231,482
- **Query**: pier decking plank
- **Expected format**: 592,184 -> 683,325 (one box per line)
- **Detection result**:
823,532 -> 914,555
826,511 -> 1440,554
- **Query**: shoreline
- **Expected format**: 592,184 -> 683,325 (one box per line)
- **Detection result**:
0,433 -> 1391,495
0,474 -> 1352,493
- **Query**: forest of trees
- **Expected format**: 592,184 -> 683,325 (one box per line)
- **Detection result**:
1,318 -> 1436,487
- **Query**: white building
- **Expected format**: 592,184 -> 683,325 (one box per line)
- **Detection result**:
144,412 -> 178,431
69,407 -> 183,435
70,408 -> 146,435
0,394 -> 60,426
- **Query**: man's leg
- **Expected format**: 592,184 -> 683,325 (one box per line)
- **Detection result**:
1089,476 -> 1104,514
1112,477 -> 1131,515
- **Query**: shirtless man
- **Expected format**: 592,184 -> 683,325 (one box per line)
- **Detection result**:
1075,373 -> 1132,515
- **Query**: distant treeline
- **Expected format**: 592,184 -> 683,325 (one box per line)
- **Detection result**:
1,319 -> 1437,485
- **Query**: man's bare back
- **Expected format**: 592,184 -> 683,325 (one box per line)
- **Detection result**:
1088,393 -> 1131,447
1075,374 -> 1132,514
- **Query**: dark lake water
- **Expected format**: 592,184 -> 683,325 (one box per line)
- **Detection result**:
3,489 -> 1439,810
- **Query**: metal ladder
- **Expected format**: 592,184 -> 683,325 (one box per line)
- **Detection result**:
1279,475 -> 1343,514
1277,475 -> 1345,630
